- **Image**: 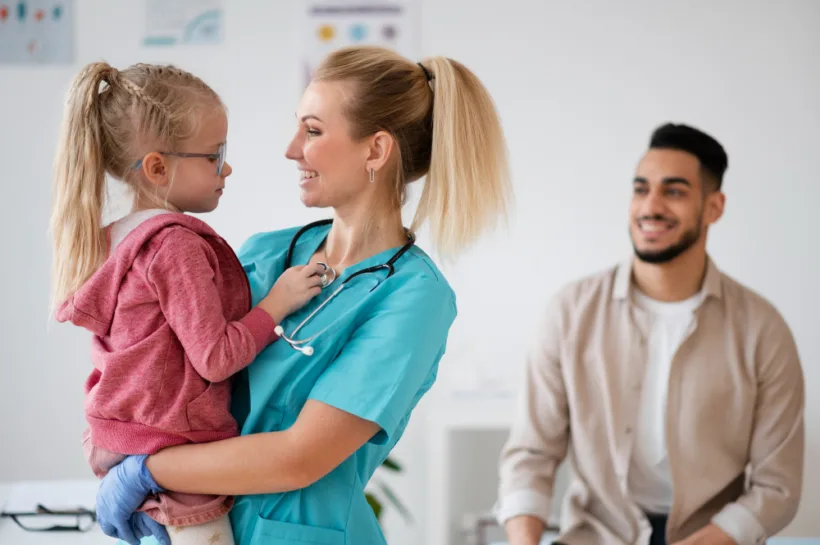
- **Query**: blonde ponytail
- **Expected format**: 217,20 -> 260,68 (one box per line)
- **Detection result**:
313,46 -> 512,258
50,62 -> 116,308
413,57 -> 511,256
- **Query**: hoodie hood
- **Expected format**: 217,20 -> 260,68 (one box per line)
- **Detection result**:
55,212 -> 222,336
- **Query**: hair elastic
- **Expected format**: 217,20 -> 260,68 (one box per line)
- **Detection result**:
417,62 -> 433,82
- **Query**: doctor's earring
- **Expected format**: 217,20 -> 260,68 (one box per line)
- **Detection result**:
369,168 -> 375,183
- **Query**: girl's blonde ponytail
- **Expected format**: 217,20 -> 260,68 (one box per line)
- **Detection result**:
50,62 -> 116,308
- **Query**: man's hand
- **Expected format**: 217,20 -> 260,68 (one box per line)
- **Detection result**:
671,524 -> 737,545
504,515 -> 546,545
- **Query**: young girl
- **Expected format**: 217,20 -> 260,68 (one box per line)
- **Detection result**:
50,61 -> 323,545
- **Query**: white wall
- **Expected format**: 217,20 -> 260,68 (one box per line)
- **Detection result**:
1,1 -> 818,544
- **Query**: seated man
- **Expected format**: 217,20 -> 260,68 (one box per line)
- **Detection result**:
496,123 -> 804,545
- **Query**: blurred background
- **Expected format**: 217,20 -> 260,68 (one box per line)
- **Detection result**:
1,1 -> 818,544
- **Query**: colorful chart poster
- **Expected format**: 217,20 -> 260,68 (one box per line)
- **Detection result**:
0,0 -> 74,64
144,0 -> 223,46
301,0 -> 420,88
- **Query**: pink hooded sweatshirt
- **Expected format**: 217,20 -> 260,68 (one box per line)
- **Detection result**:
56,212 -> 278,456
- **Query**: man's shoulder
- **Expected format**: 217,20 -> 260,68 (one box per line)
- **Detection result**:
717,267 -> 792,331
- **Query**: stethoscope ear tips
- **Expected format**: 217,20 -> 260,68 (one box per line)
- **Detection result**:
274,325 -> 284,336
302,346 -> 314,356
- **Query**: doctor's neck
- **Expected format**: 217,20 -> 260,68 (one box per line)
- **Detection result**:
324,201 -> 406,271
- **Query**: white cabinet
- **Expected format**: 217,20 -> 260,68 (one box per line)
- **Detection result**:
424,392 -> 568,545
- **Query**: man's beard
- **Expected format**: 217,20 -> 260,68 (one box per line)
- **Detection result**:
631,215 -> 701,264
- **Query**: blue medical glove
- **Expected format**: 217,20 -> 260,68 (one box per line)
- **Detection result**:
132,511 -> 171,545
96,455 -> 167,545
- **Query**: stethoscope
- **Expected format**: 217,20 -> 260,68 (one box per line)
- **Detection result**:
273,219 -> 416,356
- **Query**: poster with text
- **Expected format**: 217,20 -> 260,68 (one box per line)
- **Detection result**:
144,0 -> 223,46
0,0 -> 74,64
301,0 -> 420,88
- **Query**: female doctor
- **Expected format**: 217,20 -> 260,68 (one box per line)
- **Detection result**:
94,45 -> 512,545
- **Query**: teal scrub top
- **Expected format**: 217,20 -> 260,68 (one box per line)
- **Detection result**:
134,222 -> 457,545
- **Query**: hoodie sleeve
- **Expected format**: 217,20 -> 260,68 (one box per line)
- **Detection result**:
146,228 -> 279,383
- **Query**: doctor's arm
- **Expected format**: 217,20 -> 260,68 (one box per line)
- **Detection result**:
93,402 -> 380,545
145,400 -> 380,495
498,295 -> 571,545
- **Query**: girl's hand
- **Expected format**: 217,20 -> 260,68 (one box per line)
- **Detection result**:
258,263 -> 325,323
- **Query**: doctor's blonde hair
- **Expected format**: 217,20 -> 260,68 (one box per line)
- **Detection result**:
314,46 -> 512,257
50,61 -> 222,308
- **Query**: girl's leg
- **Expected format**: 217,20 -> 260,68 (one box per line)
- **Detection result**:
167,515 -> 235,545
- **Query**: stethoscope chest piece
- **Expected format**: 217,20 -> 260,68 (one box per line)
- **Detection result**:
317,262 -> 338,288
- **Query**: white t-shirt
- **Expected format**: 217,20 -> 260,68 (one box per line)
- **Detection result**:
627,287 -> 704,514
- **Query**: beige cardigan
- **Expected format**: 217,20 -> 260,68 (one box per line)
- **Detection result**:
496,258 -> 804,545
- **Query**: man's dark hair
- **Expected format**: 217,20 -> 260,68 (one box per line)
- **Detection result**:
649,123 -> 728,190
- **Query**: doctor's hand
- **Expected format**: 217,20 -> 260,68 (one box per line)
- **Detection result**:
259,263 -> 325,324
96,454 -> 170,545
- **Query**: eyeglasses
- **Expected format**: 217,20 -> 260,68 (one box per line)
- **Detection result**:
132,142 -> 227,176
1,503 -> 97,532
